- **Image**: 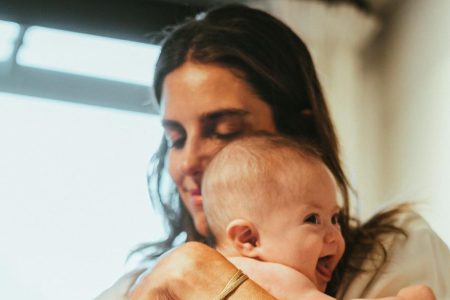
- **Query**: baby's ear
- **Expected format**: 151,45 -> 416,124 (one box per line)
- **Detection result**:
226,219 -> 261,258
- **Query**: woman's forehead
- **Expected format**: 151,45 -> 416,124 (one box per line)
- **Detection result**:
160,63 -> 274,123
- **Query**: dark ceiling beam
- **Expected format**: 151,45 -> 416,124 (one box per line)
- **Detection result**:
0,0 -> 204,43
0,64 -> 158,114
0,0 -> 207,114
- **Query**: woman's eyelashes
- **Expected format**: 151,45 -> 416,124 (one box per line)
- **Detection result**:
211,130 -> 243,140
165,130 -> 186,149
204,121 -> 245,141
164,126 -> 243,150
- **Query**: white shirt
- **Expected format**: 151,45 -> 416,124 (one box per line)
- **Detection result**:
94,212 -> 450,300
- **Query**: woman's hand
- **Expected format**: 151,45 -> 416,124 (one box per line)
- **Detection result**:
128,242 -> 275,300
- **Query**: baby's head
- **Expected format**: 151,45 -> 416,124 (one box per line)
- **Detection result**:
202,133 -> 345,291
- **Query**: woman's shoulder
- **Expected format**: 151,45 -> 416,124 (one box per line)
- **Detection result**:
94,258 -> 158,300
385,209 -> 448,257
338,209 -> 450,299
393,209 -> 436,232
385,209 -> 437,244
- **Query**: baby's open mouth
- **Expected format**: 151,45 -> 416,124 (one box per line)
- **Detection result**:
316,255 -> 333,281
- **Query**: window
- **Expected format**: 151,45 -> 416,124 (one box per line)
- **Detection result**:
0,20 -> 20,62
0,25 -> 165,299
17,26 -> 160,85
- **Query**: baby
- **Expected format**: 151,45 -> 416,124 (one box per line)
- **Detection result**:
201,134 -> 434,300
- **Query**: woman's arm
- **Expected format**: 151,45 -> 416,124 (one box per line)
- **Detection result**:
128,242 -> 276,300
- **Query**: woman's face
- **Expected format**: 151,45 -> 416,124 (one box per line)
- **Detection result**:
161,62 -> 277,236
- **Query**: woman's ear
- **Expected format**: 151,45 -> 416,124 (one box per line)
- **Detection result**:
226,219 -> 261,258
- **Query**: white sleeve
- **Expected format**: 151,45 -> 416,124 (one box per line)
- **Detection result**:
338,211 -> 450,300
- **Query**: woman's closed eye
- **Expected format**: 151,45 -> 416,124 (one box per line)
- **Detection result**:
207,124 -> 243,140
165,130 -> 186,149
204,114 -> 247,140
212,129 -> 243,140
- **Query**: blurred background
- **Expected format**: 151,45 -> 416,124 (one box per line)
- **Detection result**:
0,0 -> 449,299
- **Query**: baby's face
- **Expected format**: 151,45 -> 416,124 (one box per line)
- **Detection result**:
257,160 -> 345,292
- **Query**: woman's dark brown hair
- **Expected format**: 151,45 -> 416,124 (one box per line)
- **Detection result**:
133,4 -> 407,296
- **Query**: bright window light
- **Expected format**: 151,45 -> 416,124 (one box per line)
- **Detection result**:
17,26 -> 160,85
0,20 -> 20,61
0,92 -> 165,300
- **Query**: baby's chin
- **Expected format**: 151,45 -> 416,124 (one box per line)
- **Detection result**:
317,282 -> 327,292
313,275 -> 328,293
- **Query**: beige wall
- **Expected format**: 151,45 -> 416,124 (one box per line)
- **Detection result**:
254,0 -> 450,246
250,0 -> 384,217
371,1 -> 450,246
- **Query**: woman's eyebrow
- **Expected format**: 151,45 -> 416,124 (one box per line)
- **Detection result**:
201,108 -> 249,122
161,109 -> 249,129
161,119 -> 181,130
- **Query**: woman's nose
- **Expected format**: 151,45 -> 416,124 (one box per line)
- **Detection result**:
179,137 -> 204,176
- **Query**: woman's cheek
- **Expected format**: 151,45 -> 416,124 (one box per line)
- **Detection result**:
167,150 -> 181,186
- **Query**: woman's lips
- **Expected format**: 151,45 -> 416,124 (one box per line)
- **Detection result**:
190,189 -> 203,207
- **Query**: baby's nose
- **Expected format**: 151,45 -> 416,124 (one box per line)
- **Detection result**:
324,225 -> 339,244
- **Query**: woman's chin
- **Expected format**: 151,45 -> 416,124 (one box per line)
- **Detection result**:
193,213 -> 209,237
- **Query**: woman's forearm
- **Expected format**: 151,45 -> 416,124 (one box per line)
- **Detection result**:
128,242 -> 277,300
228,279 -> 277,300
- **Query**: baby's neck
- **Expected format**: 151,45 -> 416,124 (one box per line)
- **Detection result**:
215,241 -> 240,258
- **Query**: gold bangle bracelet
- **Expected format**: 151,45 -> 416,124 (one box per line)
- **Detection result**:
214,269 -> 249,300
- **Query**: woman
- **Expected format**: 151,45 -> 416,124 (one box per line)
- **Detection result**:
96,4 -> 449,300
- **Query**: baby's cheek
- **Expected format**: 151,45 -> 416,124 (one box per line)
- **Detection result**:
338,236 -> 346,258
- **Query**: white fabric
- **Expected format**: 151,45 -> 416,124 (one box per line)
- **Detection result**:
94,212 -> 450,299
338,211 -> 450,300
94,269 -> 144,300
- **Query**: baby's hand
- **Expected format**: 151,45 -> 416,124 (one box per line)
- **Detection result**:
352,284 -> 436,300
228,256 -> 323,300
396,285 -> 436,300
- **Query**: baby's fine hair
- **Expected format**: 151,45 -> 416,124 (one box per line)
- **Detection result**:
202,132 -> 325,246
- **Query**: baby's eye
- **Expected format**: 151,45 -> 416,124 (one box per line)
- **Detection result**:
331,213 -> 339,225
304,213 -> 320,224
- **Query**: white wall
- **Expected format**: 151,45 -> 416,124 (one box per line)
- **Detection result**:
0,93 -> 165,299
